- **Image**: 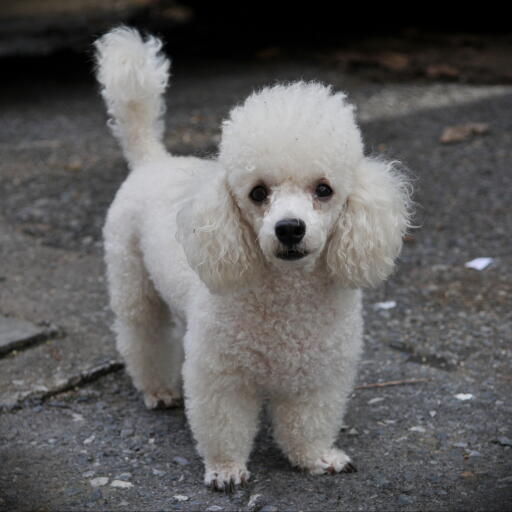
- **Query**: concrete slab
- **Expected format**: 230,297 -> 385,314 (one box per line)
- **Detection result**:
0,223 -> 119,409
0,315 -> 51,356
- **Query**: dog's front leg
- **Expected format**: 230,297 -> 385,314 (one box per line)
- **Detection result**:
183,358 -> 262,491
269,383 -> 356,475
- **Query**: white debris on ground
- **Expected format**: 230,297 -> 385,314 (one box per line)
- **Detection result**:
374,300 -> 397,310
110,480 -> 133,489
465,257 -> 494,270
173,495 -> 189,502
455,393 -> 474,401
89,477 -> 109,487
83,434 -> 95,445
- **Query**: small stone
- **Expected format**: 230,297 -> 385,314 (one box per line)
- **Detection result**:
403,472 -> 414,482
409,426 -> 426,433
90,477 -> 109,487
206,507 -> 223,512
48,400 -> 68,408
467,450 -> 481,457
260,507 -> 278,512
115,472 -> 132,481
368,397 -> 385,405
110,480 -> 133,489
82,470 -> 95,478
452,442 -> 467,448
152,468 -> 166,476
247,493 -> 264,511
121,428 -> 134,438
348,427 -> 359,436
173,456 -> 190,465
173,495 -> 189,502
376,476 -> 391,487
497,437 -> 512,447
71,413 -> 84,422
83,434 -> 96,445
398,494 -> 413,505
90,489 -> 102,500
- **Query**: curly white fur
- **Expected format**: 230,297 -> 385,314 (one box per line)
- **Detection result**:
94,27 -> 170,167
95,27 -> 412,491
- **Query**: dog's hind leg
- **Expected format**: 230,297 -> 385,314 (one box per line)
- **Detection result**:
105,227 -> 183,409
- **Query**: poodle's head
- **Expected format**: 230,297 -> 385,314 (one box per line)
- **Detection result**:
178,82 -> 412,294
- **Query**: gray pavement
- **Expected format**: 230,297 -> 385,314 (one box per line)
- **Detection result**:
0,55 -> 511,511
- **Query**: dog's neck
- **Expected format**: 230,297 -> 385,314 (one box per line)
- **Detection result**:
238,263 -> 338,306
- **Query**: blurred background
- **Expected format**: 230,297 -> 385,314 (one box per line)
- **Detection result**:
2,0 -> 512,78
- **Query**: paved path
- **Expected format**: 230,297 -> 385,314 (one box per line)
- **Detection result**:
0,55 -> 511,511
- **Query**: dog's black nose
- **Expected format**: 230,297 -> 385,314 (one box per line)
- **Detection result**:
275,218 -> 306,247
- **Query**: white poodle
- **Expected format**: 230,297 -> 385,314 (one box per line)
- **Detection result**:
94,27 -> 412,490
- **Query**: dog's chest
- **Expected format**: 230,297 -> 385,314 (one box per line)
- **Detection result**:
218,282 -> 358,391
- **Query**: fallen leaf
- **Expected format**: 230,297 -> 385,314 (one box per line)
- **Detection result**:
377,52 -> 410,71
426,64 -> 459,79
256,47 -> 281,60
440,123 -> 490,144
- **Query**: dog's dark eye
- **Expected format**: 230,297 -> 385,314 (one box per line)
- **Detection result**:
249,185 -> 268,203
315,183 -> 333,199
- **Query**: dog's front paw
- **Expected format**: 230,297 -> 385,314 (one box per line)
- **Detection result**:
205,462 -> 250,492
306,448 -> 357,475
142,389 -> 182,409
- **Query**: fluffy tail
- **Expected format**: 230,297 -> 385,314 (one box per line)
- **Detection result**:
94,27 -> 170,168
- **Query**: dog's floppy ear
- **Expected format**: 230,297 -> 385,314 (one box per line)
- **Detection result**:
177,173 -> 264,294
326,158 -> 412,288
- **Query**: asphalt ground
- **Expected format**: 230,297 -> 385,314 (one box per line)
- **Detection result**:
0,50 -> 511,511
